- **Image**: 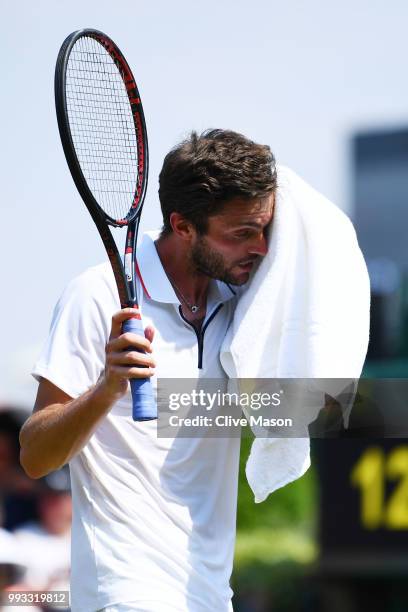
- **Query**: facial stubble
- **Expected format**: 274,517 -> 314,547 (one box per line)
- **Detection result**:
190,235 -> 249,286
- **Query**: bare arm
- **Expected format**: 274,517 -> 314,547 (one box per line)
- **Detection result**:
20,309 -> 155,479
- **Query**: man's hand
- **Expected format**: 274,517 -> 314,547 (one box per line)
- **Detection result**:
20,309 -> 156,479
102,308 -> 156,399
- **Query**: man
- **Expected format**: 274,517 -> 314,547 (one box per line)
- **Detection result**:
20,129 -> 276,612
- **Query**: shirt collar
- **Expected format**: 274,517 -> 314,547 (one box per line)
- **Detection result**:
136,229 -> 236,305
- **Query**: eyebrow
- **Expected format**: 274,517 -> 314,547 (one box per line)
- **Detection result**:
229,221 -> 267,230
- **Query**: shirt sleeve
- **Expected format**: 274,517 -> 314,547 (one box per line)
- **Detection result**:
32,265 -> 118,398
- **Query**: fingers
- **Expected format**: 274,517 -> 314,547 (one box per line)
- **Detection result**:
103,348 -> 155,393
107,364 -> 156,380
144,325 -> 155,344
106,350 -> 156,369
105,310 -> 156,391
110,308 -> 143,340
107,332 -> 153,354
109,310 -> 155,349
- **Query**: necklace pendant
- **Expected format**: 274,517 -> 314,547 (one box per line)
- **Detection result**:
191,305 -> 199,313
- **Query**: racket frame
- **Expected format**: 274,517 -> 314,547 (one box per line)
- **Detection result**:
54,28 -> 149,308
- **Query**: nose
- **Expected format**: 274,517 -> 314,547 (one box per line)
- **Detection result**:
248,231 -> 268,257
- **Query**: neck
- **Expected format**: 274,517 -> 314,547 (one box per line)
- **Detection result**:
155,233 -> 210,306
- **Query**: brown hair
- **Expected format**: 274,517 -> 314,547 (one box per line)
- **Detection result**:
158,129 -> 277,236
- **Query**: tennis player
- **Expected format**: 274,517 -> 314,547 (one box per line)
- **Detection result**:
20,129 -> 276,612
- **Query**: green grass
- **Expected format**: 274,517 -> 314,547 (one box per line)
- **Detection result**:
232,432 -> 318,597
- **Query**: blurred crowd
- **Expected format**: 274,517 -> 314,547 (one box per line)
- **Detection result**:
0,405 -> 71,611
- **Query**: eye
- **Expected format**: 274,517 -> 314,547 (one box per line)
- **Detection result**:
234,229 -> 252,239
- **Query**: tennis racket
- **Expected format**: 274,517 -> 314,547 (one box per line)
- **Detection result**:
54,28 -> 156,421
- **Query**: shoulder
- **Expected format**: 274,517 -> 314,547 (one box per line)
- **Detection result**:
58,262 -> 119,311
64,262 -> 117,298
49,262 -> 120,340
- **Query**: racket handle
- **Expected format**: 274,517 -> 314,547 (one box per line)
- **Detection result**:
122,317 -> 157,421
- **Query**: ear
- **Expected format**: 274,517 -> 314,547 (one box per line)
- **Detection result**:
169,212 -> 197,241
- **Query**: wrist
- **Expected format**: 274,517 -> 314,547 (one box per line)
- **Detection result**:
94,375 -> 127,405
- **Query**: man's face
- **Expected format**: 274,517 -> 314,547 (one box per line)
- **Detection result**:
190,193 -> 274,285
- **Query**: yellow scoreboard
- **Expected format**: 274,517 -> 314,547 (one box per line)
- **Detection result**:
314,439 -> 408,561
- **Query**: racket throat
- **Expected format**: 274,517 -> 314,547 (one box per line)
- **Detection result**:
123,223 -> 140,307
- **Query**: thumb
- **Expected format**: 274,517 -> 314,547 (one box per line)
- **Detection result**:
144,325 -> 155,344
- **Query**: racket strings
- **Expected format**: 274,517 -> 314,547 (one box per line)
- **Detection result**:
66,35 -> 141,221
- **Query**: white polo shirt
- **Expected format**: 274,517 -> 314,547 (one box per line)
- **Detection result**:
32,230 -> 241,612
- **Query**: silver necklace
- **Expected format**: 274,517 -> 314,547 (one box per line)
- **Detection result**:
166,272 -> 201,313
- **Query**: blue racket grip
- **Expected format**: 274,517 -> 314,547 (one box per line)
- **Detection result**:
122,317 -> 157,421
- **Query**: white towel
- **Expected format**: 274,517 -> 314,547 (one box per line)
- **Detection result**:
220,165 -> 370,502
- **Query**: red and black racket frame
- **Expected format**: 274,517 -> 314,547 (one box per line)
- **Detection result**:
54,28 -> 149,313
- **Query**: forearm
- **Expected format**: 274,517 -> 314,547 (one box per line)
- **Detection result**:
19,379 -> 119,479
